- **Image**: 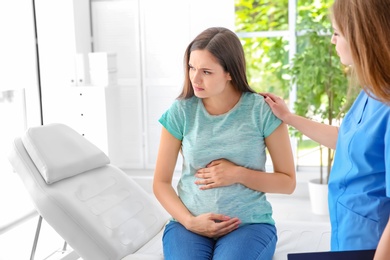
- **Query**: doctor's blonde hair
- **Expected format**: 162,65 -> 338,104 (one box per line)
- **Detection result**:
331,0 -> 390,103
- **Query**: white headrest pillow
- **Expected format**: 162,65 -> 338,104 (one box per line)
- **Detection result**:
22,123 -> 110,184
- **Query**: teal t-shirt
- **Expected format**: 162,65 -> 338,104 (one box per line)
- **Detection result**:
159,92 -> 281,225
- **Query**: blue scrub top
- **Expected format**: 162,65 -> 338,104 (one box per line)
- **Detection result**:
329,90 -> 390,251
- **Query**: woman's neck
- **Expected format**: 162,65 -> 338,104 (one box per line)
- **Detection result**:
202,90 -> 242,115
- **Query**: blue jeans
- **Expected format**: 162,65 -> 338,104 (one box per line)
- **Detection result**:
162,221 -> 277,260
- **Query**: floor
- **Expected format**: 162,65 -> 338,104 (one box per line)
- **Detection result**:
0,168 -> 330,260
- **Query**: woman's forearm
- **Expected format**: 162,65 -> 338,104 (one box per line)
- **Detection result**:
237,167 -> 296,194
153,181 -> 193,227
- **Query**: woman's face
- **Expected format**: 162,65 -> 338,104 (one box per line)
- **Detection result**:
188,50 -> 232,99
331,22 -> 353,66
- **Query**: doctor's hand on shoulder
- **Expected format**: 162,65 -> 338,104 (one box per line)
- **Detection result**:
260,92 -> 293,124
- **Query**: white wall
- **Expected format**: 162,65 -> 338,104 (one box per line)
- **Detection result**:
36,0 -> 235,171
0,0 -> 41,127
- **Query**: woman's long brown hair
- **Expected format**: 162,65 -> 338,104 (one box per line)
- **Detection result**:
178,27 -> 254,99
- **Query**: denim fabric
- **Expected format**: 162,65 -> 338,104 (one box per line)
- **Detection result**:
162,220 -> 277,260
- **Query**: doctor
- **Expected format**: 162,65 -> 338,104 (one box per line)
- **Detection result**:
263,0 -> 390,259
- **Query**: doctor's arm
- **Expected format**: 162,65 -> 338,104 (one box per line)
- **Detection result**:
374,217 -> 390,259
262,92 -> 338,149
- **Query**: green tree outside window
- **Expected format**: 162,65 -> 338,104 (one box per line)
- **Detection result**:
235,0 -> 358,181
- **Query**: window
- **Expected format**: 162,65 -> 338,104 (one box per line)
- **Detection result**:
235,0 -> 345,168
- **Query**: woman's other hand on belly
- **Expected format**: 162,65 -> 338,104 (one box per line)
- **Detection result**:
185,213 -> 241,238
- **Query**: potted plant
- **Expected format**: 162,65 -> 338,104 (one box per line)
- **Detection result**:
291,29 -> 350,181
289,6 -> 356,214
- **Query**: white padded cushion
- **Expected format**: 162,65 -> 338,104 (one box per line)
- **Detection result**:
21,123 -> 110,184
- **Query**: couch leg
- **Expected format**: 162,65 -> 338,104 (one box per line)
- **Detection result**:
62,241 -> 68,252
30,215 -> 42,260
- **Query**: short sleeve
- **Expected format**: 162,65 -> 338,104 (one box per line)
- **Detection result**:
159,100 -> 185,141
260,100 -> 282,138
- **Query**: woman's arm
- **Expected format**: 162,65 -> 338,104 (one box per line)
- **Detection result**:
238,123 -> 296,194
153,127 -> 191,225
153,127 -> 240,237
195,123 -> 296,194
262,93 -> 338,149
374,216 -> 390,259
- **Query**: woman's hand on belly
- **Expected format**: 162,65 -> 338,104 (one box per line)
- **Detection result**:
185,213 -> 241,238
195,159 -> 240,190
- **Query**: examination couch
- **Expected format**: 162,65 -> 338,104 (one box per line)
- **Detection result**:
8,123 -> 331,260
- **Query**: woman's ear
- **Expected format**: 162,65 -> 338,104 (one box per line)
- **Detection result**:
226,72 -> 232,81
